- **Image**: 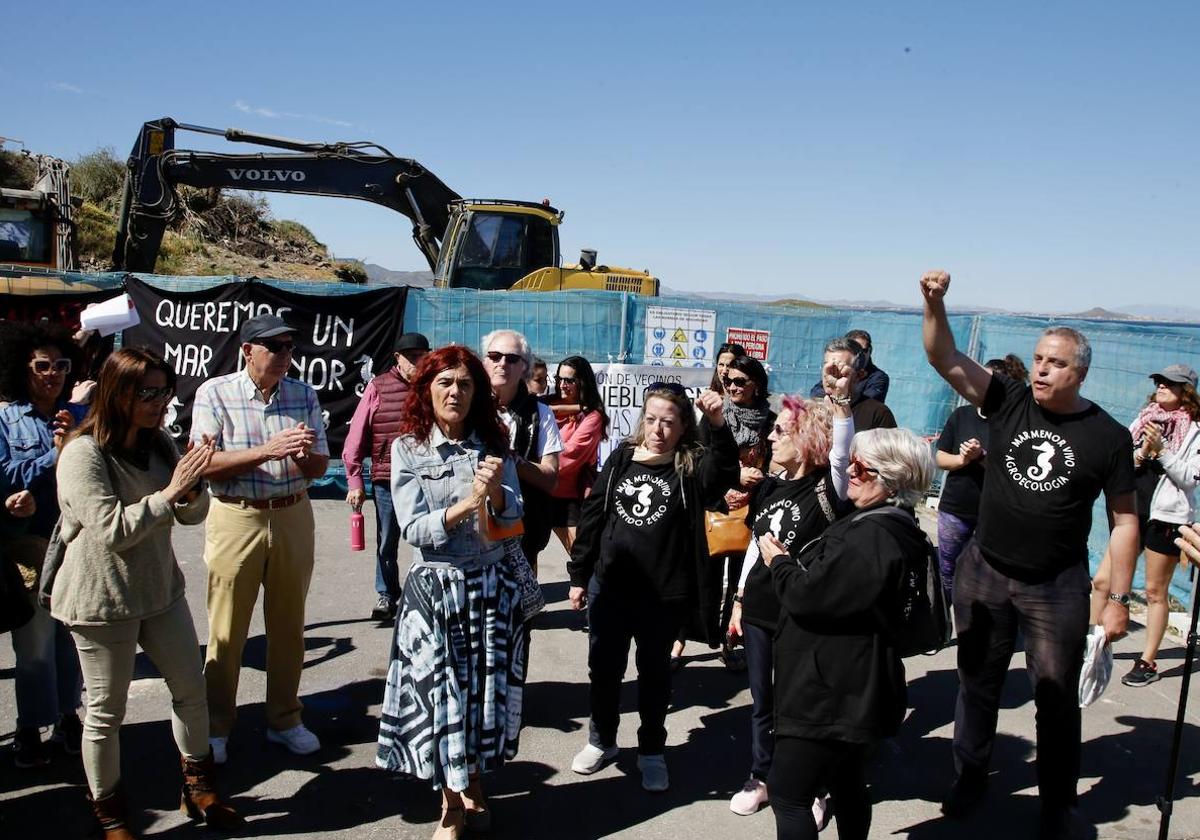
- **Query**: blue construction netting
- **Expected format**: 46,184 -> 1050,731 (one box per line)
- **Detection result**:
8,271 -> 1200,603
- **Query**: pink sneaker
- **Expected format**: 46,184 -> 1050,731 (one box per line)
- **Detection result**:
730,777 -> 769,815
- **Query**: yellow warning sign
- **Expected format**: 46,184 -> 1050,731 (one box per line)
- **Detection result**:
672,327 -> 688,343
670,344 -> 686,359
673,360 -> 683,367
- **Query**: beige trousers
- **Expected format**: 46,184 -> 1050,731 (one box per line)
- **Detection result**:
70,597 -> 208,797
203,495 -> 315,736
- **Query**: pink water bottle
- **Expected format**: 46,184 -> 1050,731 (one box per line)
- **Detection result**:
349,509 -> 365,551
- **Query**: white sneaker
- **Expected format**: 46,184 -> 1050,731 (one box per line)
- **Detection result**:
571,743 -> 618,775
209,736 -> 228,765
637,754 -> 669,792
730,777 -> 769,815
812,793 -> 832,831
266,724 -> 321,756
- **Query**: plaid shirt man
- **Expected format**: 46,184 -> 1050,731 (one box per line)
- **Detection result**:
190,369 -> 329,499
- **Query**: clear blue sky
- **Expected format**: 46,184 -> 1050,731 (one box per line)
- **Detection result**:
6,2 -> 1197,312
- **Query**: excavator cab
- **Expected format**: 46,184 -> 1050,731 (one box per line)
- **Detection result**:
434,200 -> 560,291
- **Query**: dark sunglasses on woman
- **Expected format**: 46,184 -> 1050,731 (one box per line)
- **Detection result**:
721,374 -> 751,390
136,386 -> 175,403
556,376 -> 578,386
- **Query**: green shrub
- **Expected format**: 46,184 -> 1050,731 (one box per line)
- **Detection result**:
72,147 -> 126,211
0,150 -> 37,189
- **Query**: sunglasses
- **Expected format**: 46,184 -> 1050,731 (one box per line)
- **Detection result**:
30,358 -> 72,375
136,386 -> 175,404
646,381 -> 687,397
486,351 -> 524,365
556,376 -> 578,386
721,374 -> 751,390
255,338 -> 295,354
848,457 -> 880,478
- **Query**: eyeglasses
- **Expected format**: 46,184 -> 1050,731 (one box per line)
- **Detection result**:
646,381 -> 687,397
848,457 -> 880,479
772,424 -> 789,436
486,351 -> 523,365
255,338 -> 295,354
721,374 -> 751,390
557,376 -> 578,386
30,358 -> 72,375
136,386 -> 175,404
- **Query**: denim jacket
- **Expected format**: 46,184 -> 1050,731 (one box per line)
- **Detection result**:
390,425 -> 522,570
0,399 -> 88,538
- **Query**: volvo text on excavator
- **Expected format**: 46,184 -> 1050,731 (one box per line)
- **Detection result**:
112,118 -> 658,295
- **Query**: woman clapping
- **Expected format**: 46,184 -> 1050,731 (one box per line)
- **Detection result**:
54,348 -> 241,837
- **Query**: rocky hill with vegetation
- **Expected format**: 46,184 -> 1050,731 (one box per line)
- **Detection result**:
0,147 -> 367,282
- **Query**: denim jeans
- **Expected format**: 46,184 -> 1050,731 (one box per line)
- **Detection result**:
935,510 -> 977,601
952,540 -> 1090,808
372,481 -> 402,601
10,597 -> 82,729
743,621 -> 775,780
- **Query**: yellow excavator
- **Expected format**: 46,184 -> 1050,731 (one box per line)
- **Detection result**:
113,118 -> 658,295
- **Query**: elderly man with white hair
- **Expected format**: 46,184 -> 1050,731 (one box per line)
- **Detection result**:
481,329 -> 562,572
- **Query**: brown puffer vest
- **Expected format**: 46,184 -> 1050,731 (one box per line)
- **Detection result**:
369,369 -> 410,483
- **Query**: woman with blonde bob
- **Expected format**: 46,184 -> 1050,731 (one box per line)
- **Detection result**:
761,427 -> 934,840
726,365 -> 854,818
54,348 -> 241,838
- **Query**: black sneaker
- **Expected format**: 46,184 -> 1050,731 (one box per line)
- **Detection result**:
370,595 -> 394,621
1121,658 -> 1159,687
941,771 -> 987,818
51,712 -> 83,755
13,728 -> 49,769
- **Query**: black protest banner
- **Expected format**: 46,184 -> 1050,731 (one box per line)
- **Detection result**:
123,277 -> 406,454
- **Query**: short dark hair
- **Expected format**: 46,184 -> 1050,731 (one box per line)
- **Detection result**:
727,355 -> 770,399
845,329 -> 872,350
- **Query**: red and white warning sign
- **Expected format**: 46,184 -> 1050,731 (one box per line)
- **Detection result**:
725,327 -> 770,362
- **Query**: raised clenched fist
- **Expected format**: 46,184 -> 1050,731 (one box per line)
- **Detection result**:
920,270 -> 951,302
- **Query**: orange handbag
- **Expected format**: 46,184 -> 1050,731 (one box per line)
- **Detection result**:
479,500 -> 525,542
705,506 -> 752,557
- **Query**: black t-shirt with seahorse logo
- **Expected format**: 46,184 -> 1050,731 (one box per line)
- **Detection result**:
601,459 -> 688,599
975,374 -> 1135,578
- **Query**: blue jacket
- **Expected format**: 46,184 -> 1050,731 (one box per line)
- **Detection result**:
0,400 -> 88,538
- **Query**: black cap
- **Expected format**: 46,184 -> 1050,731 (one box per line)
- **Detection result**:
240,314 -> 297,344
395,332 -> 431,353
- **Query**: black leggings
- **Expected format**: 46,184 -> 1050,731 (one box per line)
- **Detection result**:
768,736 -> 871,840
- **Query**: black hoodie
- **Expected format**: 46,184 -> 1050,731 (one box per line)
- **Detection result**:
770,503 -> 927,743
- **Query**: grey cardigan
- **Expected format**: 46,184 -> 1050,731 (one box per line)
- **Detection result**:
52,433 -> 208,625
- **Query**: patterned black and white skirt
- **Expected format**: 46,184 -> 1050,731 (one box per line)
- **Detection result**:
375,560 -> 525,791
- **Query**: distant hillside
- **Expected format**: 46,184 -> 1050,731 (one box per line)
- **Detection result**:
2,146 -> 367,282
362,264 -> 434,287
1065,307 -> 1138,320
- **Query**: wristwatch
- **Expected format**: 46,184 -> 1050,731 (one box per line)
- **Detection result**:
1108,592 -> 1132,607
732,594 -> 744,604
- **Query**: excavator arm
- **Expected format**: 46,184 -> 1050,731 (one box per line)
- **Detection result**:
112,118 -> 461,272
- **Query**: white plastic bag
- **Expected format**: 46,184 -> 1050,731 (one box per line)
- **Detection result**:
1079,624 -> 1113,708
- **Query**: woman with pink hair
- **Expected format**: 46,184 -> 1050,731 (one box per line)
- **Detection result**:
726,363 -> 854,820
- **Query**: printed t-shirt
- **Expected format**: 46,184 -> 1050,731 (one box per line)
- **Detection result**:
974,374 -> 1135,578
937,404 -> 990,520
741,470 -> 842,630
602,458 -> 688,599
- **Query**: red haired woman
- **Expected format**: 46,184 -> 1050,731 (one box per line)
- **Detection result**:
375,346 -> 524,840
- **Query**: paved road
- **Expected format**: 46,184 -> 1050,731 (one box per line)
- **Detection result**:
3,498 -> 1199,838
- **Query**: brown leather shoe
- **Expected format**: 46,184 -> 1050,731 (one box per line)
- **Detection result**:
180,752 -> 246,831
89,787 -> 138,840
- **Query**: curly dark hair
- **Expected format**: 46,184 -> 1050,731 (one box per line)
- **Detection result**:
398,346 -> 509,455
0,321 -> 82,404
557,355 -> 609,440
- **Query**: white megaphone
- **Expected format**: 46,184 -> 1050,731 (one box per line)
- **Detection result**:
80,293 -> 140,337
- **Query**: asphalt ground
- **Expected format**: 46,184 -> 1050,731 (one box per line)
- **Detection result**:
3,498 -> 1200,839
